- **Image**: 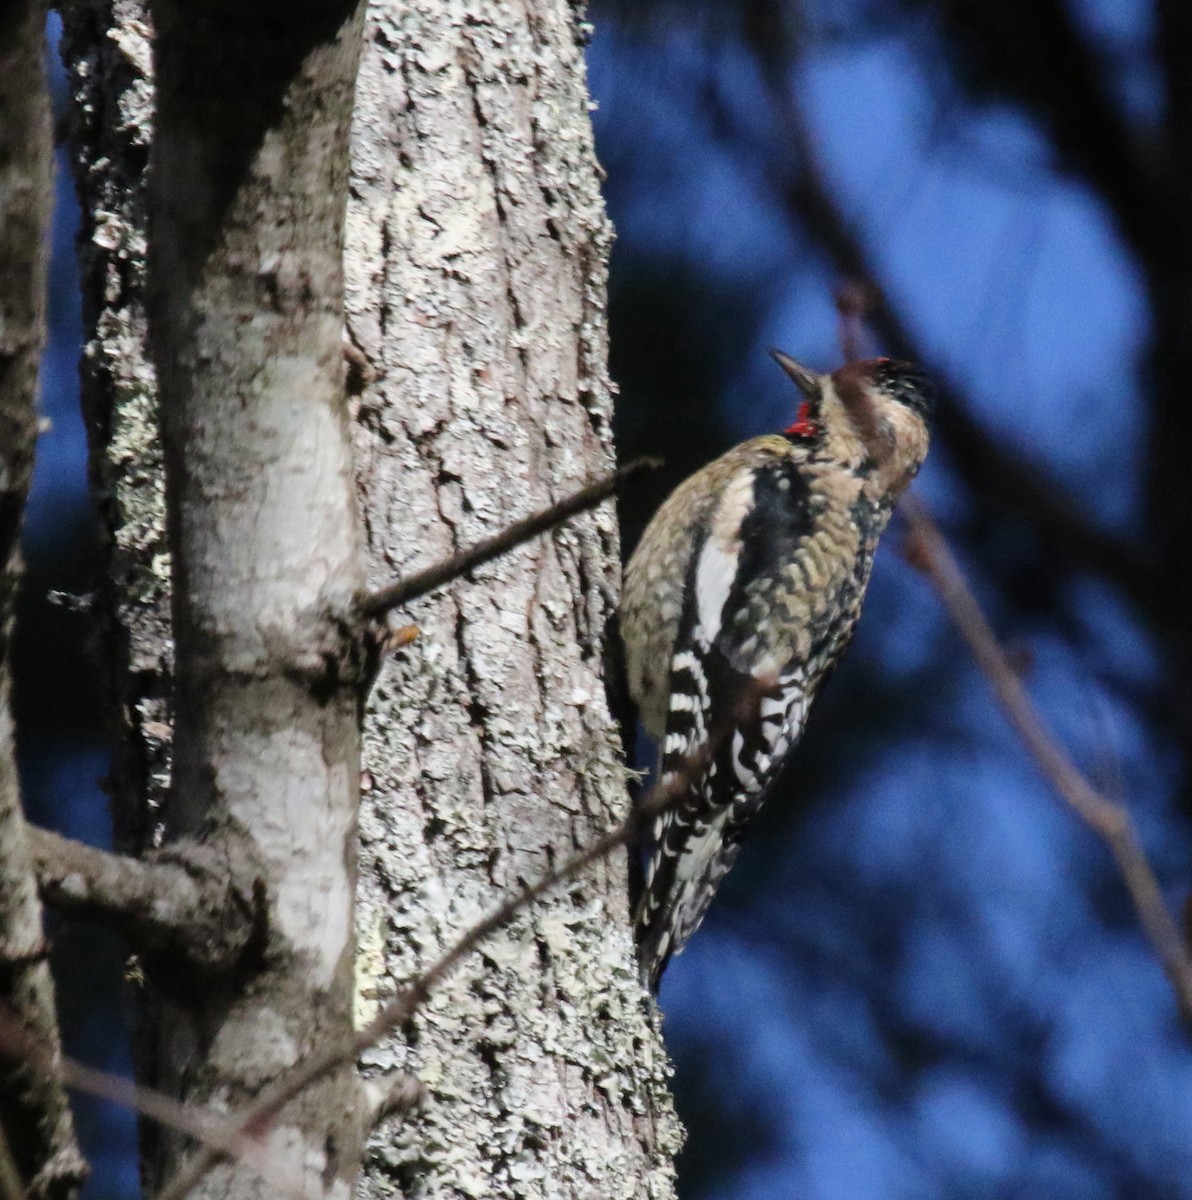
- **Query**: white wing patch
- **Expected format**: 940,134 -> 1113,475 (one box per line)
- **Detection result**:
694,537 -> 738,638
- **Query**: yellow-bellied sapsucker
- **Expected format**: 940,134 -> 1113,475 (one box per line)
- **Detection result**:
622,350 -> 934,989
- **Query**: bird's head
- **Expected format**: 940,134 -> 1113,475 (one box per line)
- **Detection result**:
769,349 -> 934,499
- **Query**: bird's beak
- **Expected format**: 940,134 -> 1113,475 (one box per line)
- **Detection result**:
768,349 -> 820,399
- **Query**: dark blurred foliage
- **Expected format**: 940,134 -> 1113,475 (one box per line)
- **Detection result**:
593,0 -> 1192,1196
19,1 -> 1192,1198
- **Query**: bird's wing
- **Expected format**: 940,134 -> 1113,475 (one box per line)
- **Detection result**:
635,458 -> 819,986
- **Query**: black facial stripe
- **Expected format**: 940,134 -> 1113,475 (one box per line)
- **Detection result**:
869,360 -> 935,419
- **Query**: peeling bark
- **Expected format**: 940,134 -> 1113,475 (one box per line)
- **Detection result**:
0,1 -> 87,1193
347,2 -> 681,1195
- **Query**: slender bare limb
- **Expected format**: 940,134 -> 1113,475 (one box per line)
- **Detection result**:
152,714 -> 734,1200
901,496 -> 1192,1023
21,684 -> 730,1200
22,703 -> 696,1200
359,458 -> 662,617
0,1009 -> 304,1200
26,825 -> 261,972
802,137 -> 1155,616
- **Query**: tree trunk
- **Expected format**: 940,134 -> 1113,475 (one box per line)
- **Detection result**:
140,1 -> 370,1195
60,0 -> 682,1194
0,1 -> 87,1193
347,2 -> 679,1193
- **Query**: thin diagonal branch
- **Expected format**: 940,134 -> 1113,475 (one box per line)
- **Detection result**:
359,458 -> 661,617
901,496 -> 1192,1023
0,1009 -> 304,1199
795,109 -> 1155,611
152,706 -> 742,1200
797,131 -> 1157,615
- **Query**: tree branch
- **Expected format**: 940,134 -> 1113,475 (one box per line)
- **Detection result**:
359,458 -> 662,617
27,825 -> 262,973
799,121 -> 1158,614
900,496 -> 1192,1023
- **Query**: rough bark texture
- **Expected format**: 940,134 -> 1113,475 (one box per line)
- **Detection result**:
0,1 -> 88,1194
142,2 -> 370,1195
61,0 -> 681,1193
346,2 -> 681,1196
60,0 -> 169,856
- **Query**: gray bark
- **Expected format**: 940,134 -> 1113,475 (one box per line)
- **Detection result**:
142,1 -> 370,1194
0,0 -> 87,1194
27,825 -> 259,972
347,2 -> 681,1196
60,0 -> 682,1195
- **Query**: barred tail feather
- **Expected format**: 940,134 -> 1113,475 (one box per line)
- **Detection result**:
635,797 -> 741,990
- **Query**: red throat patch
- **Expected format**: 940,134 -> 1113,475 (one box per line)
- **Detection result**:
785,401 -> 818,438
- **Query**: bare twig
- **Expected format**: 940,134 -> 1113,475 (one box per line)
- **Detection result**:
152,717 -> 734,1200
0,1008 -> 305,1199
359,458 -> 661,617
26,824 -> 260,973
901,496 -> 1192,1022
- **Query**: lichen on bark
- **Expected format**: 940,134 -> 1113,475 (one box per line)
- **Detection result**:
347,2 -> 681,1196
59,0 -> 682,1193
60,0 -> 170,855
